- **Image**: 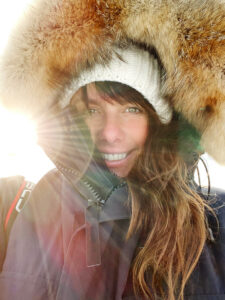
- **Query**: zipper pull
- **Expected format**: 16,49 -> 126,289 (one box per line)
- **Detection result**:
85,199 -> 102,267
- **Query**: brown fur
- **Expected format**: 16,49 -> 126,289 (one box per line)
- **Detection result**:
0,0 -> 225,163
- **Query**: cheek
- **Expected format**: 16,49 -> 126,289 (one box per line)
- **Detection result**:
85,119 -> 97,143
127,118 -> 149,148
141,125 -> 148,146
138,126 -> 148,148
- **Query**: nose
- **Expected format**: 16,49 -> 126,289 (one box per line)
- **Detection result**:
98,114 -> 124,144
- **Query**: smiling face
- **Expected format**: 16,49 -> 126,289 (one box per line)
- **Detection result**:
84,83 -> 149,177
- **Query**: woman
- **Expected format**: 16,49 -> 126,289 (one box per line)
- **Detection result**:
0,46 -> 224,300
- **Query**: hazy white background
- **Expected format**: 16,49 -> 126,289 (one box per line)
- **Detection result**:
0,0 -> 55,183
0,0 -> 224,189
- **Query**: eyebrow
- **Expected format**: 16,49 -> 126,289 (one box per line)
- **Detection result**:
86,98 -> 99,105
81,87 -> 98,106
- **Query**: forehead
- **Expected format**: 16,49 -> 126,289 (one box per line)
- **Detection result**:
70,82 -> 154,113
86,83 -> 104,101
85,83 -> 135,106
69,83 -> 119,112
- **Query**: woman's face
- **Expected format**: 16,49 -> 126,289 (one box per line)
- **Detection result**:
84,83 -> 149,177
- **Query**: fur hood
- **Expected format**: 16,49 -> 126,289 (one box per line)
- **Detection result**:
0,0 -> 225,164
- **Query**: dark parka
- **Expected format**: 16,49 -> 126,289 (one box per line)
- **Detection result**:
0,162 -> 225,300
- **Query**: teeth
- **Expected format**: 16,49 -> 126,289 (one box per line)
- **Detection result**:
101,153 -> 127,161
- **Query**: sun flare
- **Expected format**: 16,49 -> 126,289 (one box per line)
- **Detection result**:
0,107 -> 54,182
0,108 -> 37,154
0,0 -> 55,182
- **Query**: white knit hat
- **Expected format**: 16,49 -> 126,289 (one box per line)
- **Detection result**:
61,46 -> 172,123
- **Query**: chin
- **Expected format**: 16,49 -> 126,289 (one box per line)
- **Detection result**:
109,168 -> 129,178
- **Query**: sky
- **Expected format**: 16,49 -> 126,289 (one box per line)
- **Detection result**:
0,0 -> 224,188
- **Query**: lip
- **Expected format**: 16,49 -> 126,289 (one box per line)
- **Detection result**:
101,152 -> 127,161
100,150 -> 134,168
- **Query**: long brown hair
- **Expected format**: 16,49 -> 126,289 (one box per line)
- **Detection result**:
81,81 -> 212,299
127,113 -> 210,300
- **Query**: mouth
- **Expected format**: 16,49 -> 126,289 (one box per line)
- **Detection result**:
99,150 -> 137,177
100,152 -> 128,161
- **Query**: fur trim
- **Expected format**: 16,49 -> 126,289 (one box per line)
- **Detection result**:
0,0 -> 225,163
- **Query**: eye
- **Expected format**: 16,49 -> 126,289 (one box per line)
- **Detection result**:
88,108 -> 98,115
125,107 -> 141,113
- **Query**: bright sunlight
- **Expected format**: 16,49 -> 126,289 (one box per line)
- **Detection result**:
0,107 -> 54,182
0,0 -> 54,182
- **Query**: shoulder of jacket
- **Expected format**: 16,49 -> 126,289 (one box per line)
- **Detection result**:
199,186 -> 225,242
32,168 -> 82,208
209,188 -> 225,224
34,168 -> 63,189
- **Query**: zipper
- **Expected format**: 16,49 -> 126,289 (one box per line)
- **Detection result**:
50,156 -> 127,267
81,178 -> 126,267
53,159 -> 105,206
81,176 -> 126,207
52,156 -> 126,207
